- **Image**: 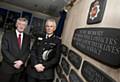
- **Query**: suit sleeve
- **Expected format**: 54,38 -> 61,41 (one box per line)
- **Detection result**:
1,32 -> 17,64
43,39 -> 61,69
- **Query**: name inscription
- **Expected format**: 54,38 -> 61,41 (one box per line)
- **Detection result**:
72,28 -> 120,67
81,61 -> 116,82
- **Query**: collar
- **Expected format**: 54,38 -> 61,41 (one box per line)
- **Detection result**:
16,30 -> 23,37
46,33 -> 55,39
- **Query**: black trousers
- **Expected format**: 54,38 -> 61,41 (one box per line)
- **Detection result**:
0,71 -> 21,82
27,75 -> 53,82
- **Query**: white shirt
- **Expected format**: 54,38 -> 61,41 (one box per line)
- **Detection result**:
16,30 -> 23,46
46,34 -> 53,39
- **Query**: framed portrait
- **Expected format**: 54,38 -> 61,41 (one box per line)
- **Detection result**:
87,0 -> 107,24
0,8 -> 8,28
22,11 -> 32,25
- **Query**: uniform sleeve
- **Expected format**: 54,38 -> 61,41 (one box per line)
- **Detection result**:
1,32 -> 17,64
43,39 -> 61,69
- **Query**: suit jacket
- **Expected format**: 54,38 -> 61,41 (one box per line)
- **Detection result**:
27,33 -> 61,80
0,30 -> 30,74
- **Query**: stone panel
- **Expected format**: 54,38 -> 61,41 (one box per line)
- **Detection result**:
68,50 -> 82,69
69,69 -> 83,82
61,58 -> 70,75
81,61 -> 116,82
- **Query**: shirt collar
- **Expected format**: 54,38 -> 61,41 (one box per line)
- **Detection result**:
16,30 -> 23,37
46,33 -> 54,39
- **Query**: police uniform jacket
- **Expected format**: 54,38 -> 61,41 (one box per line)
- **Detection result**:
27,33 -> 61,80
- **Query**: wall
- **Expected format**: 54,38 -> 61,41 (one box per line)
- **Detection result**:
55,0 -> 120,82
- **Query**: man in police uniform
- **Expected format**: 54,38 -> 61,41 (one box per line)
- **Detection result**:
27,18 -> 61,82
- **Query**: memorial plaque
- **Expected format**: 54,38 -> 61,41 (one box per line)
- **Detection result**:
61,44 -> 68,56
81,61 -> 116,82
72,28 -> 120,68
61,58 -> 70,75
69,69 -> 83,82
68,50 -> 82,69
56,65 -> 63,78
61,74 -> 68,82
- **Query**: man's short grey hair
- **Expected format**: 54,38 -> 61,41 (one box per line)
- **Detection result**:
45,18 -> 56,27
17,17 -> 28,25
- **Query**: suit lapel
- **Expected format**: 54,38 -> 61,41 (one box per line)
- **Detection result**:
12,31 -> 20,52
13,31 -> 26,52
21,33 -> 26,51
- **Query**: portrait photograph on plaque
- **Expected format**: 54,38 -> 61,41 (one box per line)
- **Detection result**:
22,11 -> 32,25
0,8 -> 8,29
87,0 -> 107,24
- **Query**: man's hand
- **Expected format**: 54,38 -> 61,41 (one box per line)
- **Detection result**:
14,60 -> 23,69
34,64 -> 45,72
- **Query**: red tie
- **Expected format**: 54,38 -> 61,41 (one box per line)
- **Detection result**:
18,33 -> 21,48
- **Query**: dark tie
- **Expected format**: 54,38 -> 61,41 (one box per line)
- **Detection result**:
18,33 -> 21,48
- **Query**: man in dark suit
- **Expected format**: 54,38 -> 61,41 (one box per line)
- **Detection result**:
27,18 -> 61,82
0,17 -> 30,82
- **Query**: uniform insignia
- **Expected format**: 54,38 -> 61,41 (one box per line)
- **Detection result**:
38,37 -> 43,40
49,43 -> 56,46
42,49 -> 53,60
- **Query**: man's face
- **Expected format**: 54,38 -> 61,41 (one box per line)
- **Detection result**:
45,21 -> 56,35
16,20 -> 27,33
